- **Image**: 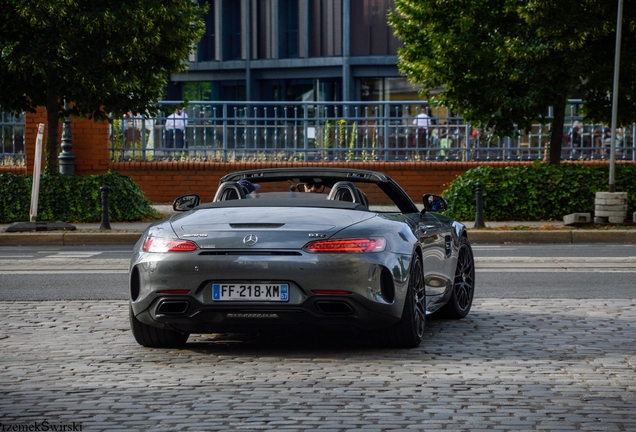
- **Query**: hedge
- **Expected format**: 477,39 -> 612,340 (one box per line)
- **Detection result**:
0,172 -> 161,223
442,162 -> 636,221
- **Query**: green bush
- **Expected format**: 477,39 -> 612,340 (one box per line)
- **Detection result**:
442,162 -> 636,221
0,172 -> 161,223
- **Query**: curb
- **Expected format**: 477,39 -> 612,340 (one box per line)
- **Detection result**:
468,229 -> 636,244
571,230 -> 636,243
468,230 -> 573,244
0,232 -> 143,246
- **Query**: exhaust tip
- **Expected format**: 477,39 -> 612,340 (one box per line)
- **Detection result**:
315,301 -> 354,315
156,300 -> 189,315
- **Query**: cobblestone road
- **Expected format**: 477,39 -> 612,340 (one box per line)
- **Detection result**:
1,299 -> 635,431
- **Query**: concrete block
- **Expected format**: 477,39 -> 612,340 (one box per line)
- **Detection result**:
594,217 -> 608,224
595,192 -> 628,200
595,204 -> 628,212
563,213 -> 591,226
608,217 -> 625,224
595,197 -> 628,206
595,210 -> 627,218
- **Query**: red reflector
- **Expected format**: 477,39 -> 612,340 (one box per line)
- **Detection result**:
159,289 -> 191,295
303,238 -> 386,253
312,290 -> 351,295
142,237 -> 199,253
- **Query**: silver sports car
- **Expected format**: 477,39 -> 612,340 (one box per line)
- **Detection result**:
129,168 -> 475,348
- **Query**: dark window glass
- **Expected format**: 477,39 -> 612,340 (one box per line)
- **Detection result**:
280,0 -> 299,58
309,0 -> 342,57
351,0 -> 400,56
223,0 -> 242,60
198,0 -> 215,61
212,81 -> 246,101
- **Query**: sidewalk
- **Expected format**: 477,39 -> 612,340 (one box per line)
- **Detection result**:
1,205 -> 635,246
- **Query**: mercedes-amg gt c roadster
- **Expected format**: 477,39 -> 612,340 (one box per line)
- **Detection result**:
129,168 -> 475,348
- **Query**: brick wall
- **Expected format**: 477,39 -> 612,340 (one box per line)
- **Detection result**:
110,160 -> 523,204
8,109 -> 632,205
17,108 -> 109,175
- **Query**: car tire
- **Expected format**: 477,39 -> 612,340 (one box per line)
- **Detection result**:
129,304 -> 189,348
373,253 -> 426,348
436,236 -> 475,319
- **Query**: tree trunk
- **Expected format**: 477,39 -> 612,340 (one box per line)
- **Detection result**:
549,97 -> 566,165
45,74 -> 60,174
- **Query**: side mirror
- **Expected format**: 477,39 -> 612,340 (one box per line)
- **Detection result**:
422,194 -> 448,212
173,194 -> 200,212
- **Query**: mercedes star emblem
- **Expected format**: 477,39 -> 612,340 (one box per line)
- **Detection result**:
243,234 -> 258,246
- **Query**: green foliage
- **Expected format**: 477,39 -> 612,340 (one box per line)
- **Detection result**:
0,172 -> 161,223
0,0 -> 206,172
443,162 -> 636,221
389,0 -> 636,163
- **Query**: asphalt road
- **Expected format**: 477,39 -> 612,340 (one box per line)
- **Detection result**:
0,244 -> 634,301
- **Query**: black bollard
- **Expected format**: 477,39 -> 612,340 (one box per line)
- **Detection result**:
100,185 -> 112,230
474,182 -> 486,228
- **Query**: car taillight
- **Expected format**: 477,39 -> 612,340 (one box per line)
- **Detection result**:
142,237 -> 199,252
303,238 -> 386,253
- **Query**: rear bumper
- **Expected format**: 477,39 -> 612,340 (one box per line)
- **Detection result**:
129,249 -> 413,334
133,294 -> 402,334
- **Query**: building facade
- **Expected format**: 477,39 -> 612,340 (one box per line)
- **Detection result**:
168,0 -> 425,104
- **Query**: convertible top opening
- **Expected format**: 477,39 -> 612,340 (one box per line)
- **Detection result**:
196,195 -> 370,211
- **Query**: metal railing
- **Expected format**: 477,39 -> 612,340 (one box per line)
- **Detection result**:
109,101 -> 636,163
2,101 -> 636,166
0,111 -> 26,166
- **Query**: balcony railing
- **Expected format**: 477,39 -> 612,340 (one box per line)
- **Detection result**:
109,101 -> 636,163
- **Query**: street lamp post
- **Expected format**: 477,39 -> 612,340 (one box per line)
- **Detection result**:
58,103 -> 76,175
609,0 -> 623,192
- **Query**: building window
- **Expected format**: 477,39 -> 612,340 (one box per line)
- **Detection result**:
279,0 -> 299,58
184,82 -> 213,101
351,0 -> 401,56
223,0 -> 242,60
309,0 -> 342,57
214,81 -> 246,101
258,78 -> 341,102
198,0 -> 215,61
360,77 -> 424,101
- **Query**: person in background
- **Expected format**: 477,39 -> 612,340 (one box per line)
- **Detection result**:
568,121 -> 583,156
412,107 -> 431,147
165,107 -> 188,154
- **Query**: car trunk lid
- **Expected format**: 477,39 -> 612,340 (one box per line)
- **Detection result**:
170,207 -> 375,250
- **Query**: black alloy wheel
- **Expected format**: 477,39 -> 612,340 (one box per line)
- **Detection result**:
129,304 -> 190,348
409,253 -> 426,340
373,253 -> 426,348
438,236 -> 475,319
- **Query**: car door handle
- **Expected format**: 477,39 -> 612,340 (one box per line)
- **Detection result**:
417,225 -> 437,234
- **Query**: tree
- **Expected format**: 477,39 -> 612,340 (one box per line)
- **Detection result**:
390,0 -> 636,164
0,0 -> 206,173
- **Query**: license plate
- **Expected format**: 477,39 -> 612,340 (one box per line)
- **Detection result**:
212,283 -> 289,301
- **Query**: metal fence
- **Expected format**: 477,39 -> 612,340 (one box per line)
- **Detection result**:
0,111 -> 26,166
110,101 -> 636,163
2,101 -> 636,166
